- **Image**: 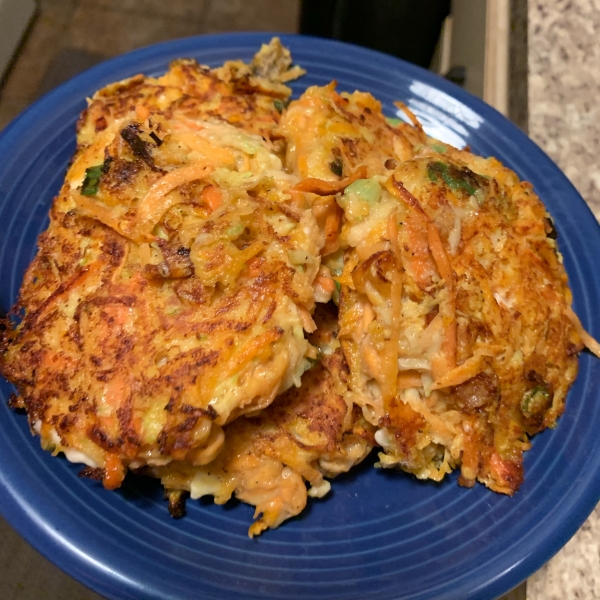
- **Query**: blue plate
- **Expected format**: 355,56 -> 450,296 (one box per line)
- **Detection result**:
1,33 -> 599,600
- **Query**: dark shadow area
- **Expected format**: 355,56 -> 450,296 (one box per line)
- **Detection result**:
36,48 -> 106,99
300,0 -> 450,68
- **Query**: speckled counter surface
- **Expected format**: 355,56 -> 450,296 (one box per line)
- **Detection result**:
528,0 -> 600,221
527,1 -> 600,599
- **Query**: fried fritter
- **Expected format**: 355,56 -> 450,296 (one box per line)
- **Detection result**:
339,153 -> 586,493
1,39 -> 322,490
78,37 -> 303,151
281,83 -> 421,182
150,304 -> 375,536
283,85 -> 599,494
2,40 -> 598,538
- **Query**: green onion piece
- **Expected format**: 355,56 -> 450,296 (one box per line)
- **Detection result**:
386,117 -> 402,127
274,99 -> 291,114
427,161 -> 477,196
521,385 -> 550,415
304,355 -> 320,370
225,223 -> 244,238
81,164 -> 104,196
332,280 -> 341,306
343,178 -> 382,204
430,143 -> 448,154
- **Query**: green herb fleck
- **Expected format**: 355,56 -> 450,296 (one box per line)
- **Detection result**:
332,280 -> 341,305
521,385 -> 550,415
274,98 -> 291,113
81,164 -> 104,196
386,117 -> 402,127
343,178 -> 382,204
225,223 -> 244,238
304,352 -> 321,371
427,161 -> 478,196
430,143 -> 448,154
329,158 -> 343,177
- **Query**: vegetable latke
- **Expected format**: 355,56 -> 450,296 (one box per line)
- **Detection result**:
1,40 -> 598,536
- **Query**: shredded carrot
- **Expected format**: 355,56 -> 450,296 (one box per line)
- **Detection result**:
311,196 -> 343,255
135,104 -> 150,121
102,371 -> 130,407
382,268 -> 402,403
565,306 -> 600,358
431,351 -> 492,389
386,184 -> 436,288
73,194 -> 125,235
246,256 -> 264,278
388,176 -> 457,375
397,371 -> 424,389
393,101 -> 424,132
294,166 -> 368,195
441,317 -> 457,371
133,162 -> 213,241
172,115 -> 205,131
175,131 -> 236,167
201,185 -> 223,212
427,222 -> 454,291
381,209 -> 404,404
337,252 -> 360,288
323,208 -> 342,255
235,328 -> 283,366
21,262 -> 102,333
315,274 -> 335,293
387,207 -> 402,267
103,453 -> 125,490
298,306 -> 317,333
427,221 -> 457,372
387,178 -> 428,221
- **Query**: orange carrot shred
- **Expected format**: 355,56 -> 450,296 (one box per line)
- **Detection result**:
316,274 -> 336,293
247,257 -> 263,277
103,453 -> 125,490
294,166 -> 368,196
201,185 -> 223,212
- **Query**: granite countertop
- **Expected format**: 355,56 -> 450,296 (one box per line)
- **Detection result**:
526,1 -> 600,598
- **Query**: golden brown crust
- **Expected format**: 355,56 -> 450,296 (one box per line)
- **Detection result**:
151,304 -> 375,536
283,85 -> 586,496
1,39 -> 319,493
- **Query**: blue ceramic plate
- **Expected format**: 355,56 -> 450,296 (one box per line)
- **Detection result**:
1,33 -> 599,600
